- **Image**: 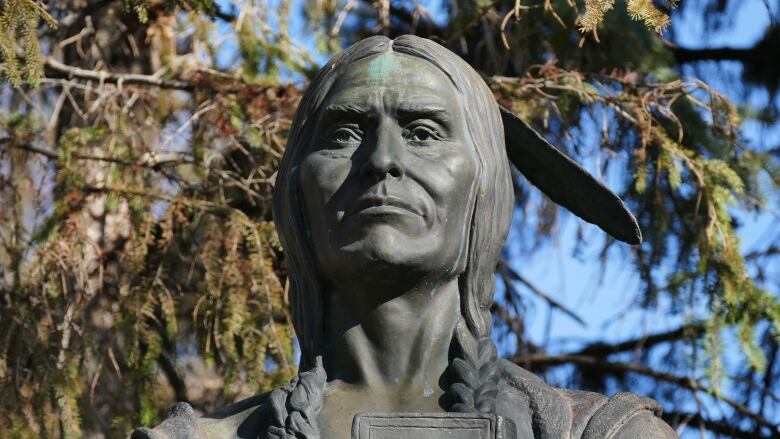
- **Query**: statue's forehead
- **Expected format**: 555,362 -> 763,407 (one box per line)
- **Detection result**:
324,52 -> 459,106
366,53 -> 401,83
335,52 -> 452,87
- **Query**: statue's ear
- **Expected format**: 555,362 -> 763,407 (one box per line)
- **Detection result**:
500,106 -> 642,245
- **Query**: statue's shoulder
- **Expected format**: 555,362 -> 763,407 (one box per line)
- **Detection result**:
497,359 -> 677,438
130,392 -> 270,439
558,388 -> 677,438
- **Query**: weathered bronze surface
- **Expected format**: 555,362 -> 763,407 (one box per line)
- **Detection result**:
132,35 -> 676,439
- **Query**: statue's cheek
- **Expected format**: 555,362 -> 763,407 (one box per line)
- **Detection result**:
299,152 -> 353,203
411,147 -> 477,203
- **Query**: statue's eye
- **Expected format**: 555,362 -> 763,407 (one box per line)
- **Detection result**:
407,125 -> 442,143
329,126 -> 362,144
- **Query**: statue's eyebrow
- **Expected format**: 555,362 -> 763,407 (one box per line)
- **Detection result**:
396,103 -> 451,122
322,103 -> 372,118
321,101 -> 452,123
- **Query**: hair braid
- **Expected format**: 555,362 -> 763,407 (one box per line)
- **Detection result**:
448,318 -> 501,414
266,358 -> 327,439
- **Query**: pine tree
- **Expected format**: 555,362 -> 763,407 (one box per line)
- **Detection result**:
1,0 -> 778,437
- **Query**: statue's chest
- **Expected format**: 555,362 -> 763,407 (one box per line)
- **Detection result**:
316,387 -> 446,439
318,408 -> 512,439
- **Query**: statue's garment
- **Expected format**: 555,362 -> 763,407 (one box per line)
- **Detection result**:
132,360 -> 678,439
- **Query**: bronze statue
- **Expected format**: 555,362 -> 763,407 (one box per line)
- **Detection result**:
133,35 -> 676,439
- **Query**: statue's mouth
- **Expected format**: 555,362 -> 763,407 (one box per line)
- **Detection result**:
346,195 -> 424,218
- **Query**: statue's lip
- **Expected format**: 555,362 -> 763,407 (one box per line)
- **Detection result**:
347,195 -> 423,217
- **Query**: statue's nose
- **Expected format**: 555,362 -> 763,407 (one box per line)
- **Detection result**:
361,122 -> 404,181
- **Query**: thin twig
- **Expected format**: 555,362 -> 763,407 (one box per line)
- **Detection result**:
44,57 -> 193,90
499,261 -> 587,327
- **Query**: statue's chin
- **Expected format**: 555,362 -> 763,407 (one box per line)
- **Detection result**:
335,225 -> 447,277
344,232 -> 423,266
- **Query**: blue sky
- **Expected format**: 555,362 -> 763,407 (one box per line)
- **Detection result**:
518,0 -> 780,347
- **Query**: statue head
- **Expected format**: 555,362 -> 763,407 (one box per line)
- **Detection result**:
269,35 -> 642,438
273,35 -> 512,368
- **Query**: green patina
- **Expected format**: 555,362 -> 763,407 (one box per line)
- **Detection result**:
367,53 -> 401,84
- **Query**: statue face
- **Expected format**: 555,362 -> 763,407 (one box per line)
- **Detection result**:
298,52 -> 478,286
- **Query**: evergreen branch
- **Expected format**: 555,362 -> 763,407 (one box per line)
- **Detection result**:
212,3 -> 238,22
1,138 -> 194,168
444,0 -> 505,45
745,247 -> 780,261
24,0 -> 57,28
577,322 -> 706,356
82,184 -> 227,212
388,4 -> 442,38
668,45 -> 760,63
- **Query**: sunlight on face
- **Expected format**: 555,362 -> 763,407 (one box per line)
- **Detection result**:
299,52 -> 479,285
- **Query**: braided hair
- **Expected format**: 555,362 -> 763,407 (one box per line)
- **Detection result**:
266,358 -> 327,439
270,35 -> 514,439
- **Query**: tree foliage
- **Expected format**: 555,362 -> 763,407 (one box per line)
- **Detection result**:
1,0 -> 779,437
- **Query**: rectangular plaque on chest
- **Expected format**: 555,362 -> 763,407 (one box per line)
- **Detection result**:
351,412 -> 515,439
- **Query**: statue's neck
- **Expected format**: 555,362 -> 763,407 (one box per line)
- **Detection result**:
323,277 -> 460,391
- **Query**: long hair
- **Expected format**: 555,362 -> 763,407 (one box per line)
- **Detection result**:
268,35 -> 514,438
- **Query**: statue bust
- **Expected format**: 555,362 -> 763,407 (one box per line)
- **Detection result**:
133,35 -> 677,439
